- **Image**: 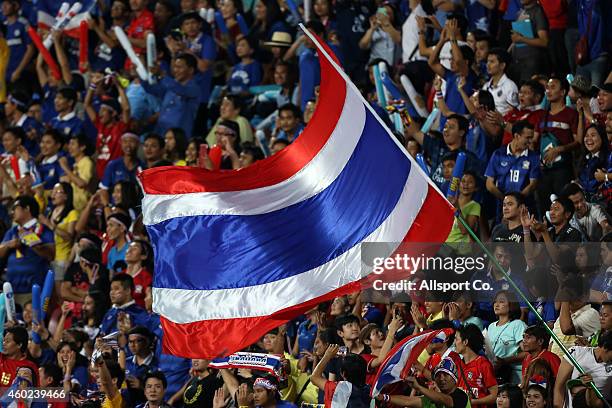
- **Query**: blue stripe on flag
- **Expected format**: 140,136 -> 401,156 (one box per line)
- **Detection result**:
148,109 -> 411,290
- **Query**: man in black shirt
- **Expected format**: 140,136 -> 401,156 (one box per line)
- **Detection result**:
492,192 -> 531,242
531,196 -> 583,271
536,197 -> 583,243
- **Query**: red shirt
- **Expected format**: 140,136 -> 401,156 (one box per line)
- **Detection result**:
502,107 -> 540,145
534,106 -> 579,146
126,267 -> 153,308
95,119 -> 127,179
462,355 -> 497,402
0,354 -> 38,387
522,350 -> 561,377
126,10 -> 155,56
540,0 -> 568,29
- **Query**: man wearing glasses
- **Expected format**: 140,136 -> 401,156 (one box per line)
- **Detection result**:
124,326 -> 159,389
0,195 -> 54,305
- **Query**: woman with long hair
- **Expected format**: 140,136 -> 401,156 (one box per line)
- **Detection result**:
496,384 -> 523,408
520,358 -> 555,394
102,180 -> 141,221
39,182 -> 79,278
358,3 -> 400,67
578,124 -> 609,199
217,0 -> 243,43
82,292 -> 107,340
185,139 -> 202,166
575,243 -> 600,283
312,0 -> 336,32
57,340 -> 90,391
164,128 -> 188,165
250,0 -> 287,46
487,290 -> 527,385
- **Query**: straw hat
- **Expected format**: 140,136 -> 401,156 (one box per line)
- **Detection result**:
263,32 -> 292,48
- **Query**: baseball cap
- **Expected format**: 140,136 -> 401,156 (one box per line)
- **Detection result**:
433,357 -> 458,383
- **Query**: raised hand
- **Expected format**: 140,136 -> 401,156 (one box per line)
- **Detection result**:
213,387 -> 227,408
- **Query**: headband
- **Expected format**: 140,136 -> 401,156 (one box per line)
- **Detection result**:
8,95 -> 27,109
121,132 -> 140,141
217,125 -> 237,136
253,377 -> 278,391
528,376 -> 548,390
107,214 -> 129,231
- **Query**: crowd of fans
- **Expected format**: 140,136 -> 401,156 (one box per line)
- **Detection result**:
0,0 -> 611,406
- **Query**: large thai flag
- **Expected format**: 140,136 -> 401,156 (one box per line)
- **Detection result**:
138,28 -> 454,359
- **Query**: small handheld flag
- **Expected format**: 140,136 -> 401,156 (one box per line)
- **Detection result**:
3,283 -> 16,323
446,152 -> 466,200
371,329 -> 454,397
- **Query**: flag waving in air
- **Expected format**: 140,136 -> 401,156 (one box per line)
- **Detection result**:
138,27 -> 454,359
370,329 -> 455,397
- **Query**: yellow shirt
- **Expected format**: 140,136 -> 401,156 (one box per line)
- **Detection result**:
54,209 -> 79,261
417,310 -> 445,365
101,392 -> 123,408
206,116 -> 254,146
72,157 -> 94,211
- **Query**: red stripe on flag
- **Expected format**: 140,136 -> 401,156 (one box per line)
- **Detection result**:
139,47 -> 347,195
159,281 -> 361,358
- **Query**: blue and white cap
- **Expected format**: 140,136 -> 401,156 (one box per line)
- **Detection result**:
433,357 -> 458,383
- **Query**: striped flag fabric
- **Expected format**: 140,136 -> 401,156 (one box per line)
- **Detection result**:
370,329 -> 455,397
37,0 -> 95,38
138,27 -> 454,359
208,352 -> 283,377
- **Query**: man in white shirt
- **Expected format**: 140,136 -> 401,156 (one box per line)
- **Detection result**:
482,48 -> 518,115
553,331 -> 612,408
551,296 -> 601,358
564,183 -> 611,241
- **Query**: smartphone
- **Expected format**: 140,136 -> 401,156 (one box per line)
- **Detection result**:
337,346 -> 348,357
199,144 -> 209,168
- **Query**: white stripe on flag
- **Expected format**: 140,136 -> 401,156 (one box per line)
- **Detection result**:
142,82 -> 364,223
331,381 -> 352,408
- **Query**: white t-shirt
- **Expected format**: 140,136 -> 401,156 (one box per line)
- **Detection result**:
483,74 -> 519,115
565,346 -> 612,407
551,304 -> 601,357
440,40 -> 469,71
401,4 -> 427,63
576,201 -> 608,241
